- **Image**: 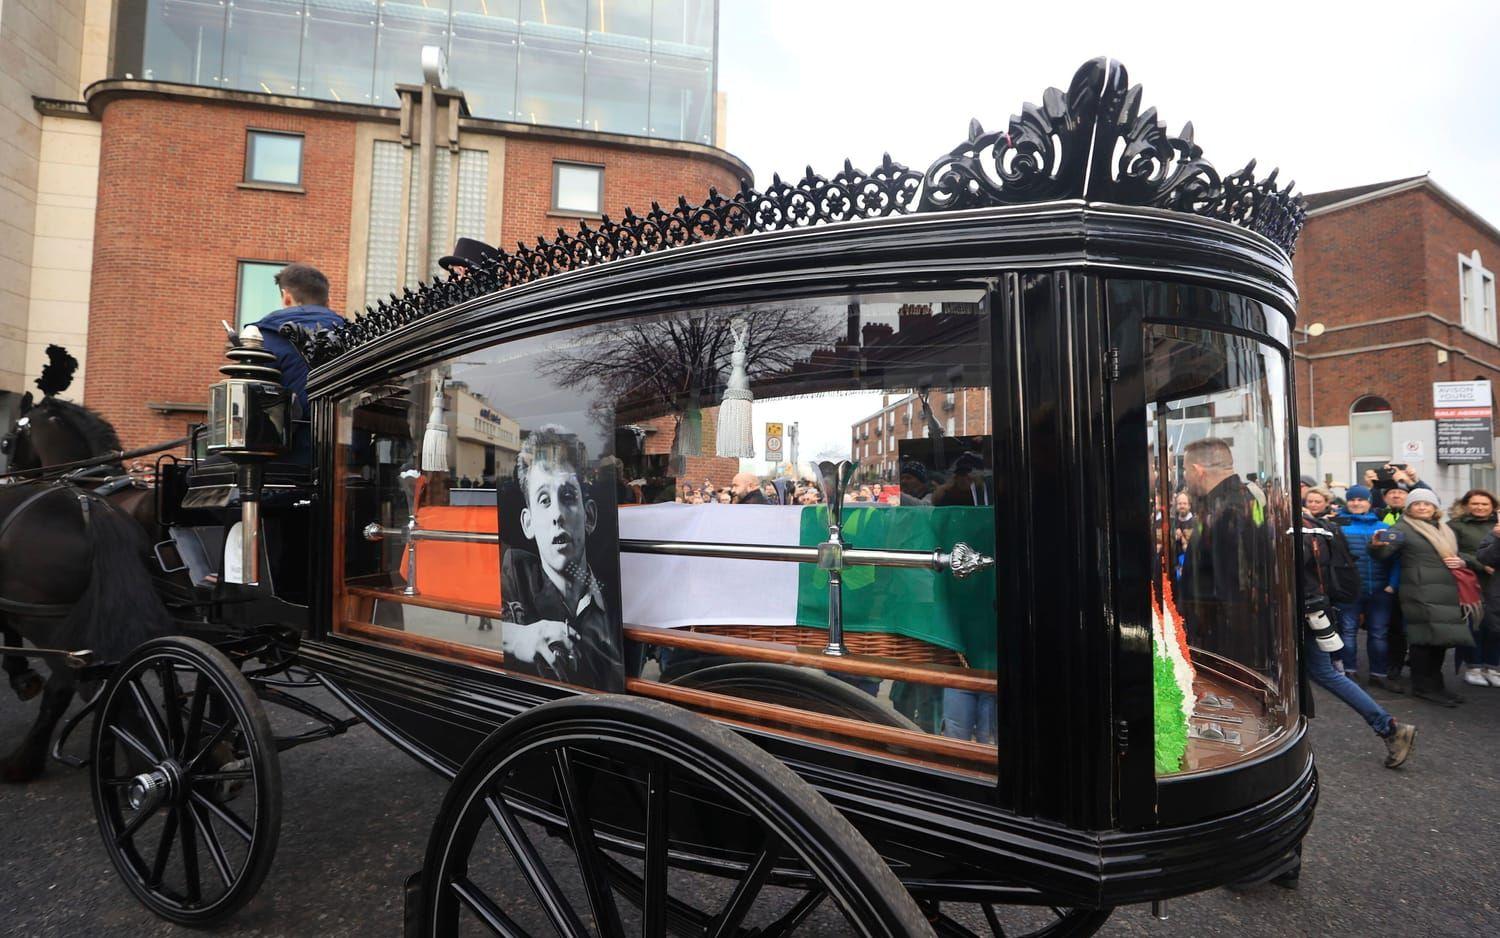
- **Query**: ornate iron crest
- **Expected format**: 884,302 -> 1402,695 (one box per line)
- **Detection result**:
290,58 -> 1304,368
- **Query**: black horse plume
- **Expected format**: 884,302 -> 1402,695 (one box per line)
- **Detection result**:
35,344 -> 79,397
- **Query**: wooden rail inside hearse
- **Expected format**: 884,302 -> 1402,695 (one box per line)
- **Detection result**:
339,575 -> 1000,776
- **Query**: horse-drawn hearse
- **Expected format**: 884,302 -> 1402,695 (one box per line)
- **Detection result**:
0,58 -> 1315,936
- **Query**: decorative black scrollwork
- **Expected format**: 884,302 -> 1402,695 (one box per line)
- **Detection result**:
289,58 -> 1304,369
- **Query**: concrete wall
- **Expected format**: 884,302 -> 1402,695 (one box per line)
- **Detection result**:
0,0 -> 88,395
23,114 -> 98,396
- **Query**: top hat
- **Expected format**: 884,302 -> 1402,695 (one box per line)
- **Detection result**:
439,237 -> 498,272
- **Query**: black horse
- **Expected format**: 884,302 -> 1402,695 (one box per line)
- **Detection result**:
0,350 -> 171,781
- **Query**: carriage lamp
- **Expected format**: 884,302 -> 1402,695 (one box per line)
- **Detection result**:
208,324 -> 292,587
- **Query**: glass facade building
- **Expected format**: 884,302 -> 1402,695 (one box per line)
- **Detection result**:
113,0 -> 718,144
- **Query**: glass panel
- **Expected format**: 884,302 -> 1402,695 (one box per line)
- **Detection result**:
364,139 -> 405,308
1350,409 -> 1392,458
302,0 -> 379,104
455,148 -> 490,242
449,0 -> 520,119
404,149 -> 453,284
1142,322 -> 1297,776
553,163 -> 600,214
334,288 -> 998,773
373,0 -> 453,108
650,0 -> 713,54
221,0 -> 305,95
139,0 -> 227,85
516,0 -> 586,128
584,40 -> 650,135
246,131 -> 303,184
648,50 -> 712,143
236,261 -> 287,327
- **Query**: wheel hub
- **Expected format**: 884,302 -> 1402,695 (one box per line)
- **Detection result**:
126,759 -> 184,812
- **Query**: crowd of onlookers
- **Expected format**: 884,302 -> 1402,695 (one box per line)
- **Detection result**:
1290,462 -> 1500,768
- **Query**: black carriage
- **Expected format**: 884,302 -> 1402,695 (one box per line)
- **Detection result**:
17,58 -> 1317,936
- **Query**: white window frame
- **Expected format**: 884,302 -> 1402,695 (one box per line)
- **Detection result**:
1460,250 -> 1497,341
552,161 -> 604,216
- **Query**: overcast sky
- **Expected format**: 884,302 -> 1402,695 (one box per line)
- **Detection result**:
718,0 -> 1500,225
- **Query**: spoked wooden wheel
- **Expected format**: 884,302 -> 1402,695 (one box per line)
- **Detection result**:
921,901 -> 1112,938
418,695 -> 935,937
89,636 -> 281,926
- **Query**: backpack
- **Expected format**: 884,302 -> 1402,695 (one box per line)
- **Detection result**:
1310,521 -> 1361,604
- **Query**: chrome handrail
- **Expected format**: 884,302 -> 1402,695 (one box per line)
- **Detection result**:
362,461 -> 994,657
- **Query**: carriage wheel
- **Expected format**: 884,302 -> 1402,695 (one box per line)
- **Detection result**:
417,695 -> 935,937
922,901 -> 1112,938
89,636 -> 281,926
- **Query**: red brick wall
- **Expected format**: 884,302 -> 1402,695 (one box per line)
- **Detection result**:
500,137 -> 745,249
87,97 -> 355,448
1293,185 -> 1500,423
1293,189 -> 1429,327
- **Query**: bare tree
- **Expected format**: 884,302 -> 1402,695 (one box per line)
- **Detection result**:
550,305 -> 842,419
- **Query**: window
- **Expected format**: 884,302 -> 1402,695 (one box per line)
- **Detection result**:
552,162 -> 603,215
1141,321 -> 1297,776
1350,395 -> 1393,468
1460,250 -> 1497,341
245,130 -> 303,186
333,288 -> 996,771
120,0 -> 717,142
236,261 -> 287,327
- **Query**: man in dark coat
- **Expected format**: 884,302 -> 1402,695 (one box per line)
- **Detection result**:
1177,438 -> 1274,669
249,263 -> 345,463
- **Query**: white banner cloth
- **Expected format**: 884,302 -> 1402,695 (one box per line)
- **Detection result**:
618,503 -> 804,629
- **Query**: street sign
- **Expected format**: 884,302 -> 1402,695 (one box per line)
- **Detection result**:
1433,380 -> 1493,463
1401,440 -> 1424,460
765,422 -> 784,459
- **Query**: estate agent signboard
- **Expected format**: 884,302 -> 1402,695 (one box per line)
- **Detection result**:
1433,380 -> 1494,463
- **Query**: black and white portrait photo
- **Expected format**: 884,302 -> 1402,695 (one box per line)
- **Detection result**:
497,424 -> 626,692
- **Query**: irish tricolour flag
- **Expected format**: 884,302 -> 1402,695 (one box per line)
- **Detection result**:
1151,573 -> 1196,773
618,503 -> 996,670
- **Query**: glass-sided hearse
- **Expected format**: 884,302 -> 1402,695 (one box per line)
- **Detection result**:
85,59 -> 1316,937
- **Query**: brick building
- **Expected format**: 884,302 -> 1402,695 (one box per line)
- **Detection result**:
1,0 -> 746,457
851,389 -> 992,481
1294,175 -> 1500,497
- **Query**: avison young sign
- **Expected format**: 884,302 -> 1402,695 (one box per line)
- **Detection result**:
1433,380 -> 1494,463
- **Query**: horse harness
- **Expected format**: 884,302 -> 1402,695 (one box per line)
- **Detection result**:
0,483 -> 114,619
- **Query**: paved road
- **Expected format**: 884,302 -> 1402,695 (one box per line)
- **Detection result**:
2,673 -> 1497,936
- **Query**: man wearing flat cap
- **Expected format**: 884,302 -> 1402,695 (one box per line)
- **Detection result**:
440,237 -> 498,279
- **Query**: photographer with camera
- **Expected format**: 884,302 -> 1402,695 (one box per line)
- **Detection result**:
1301,488 -> 1416,768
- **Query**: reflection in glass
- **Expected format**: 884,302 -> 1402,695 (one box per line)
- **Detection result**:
372,0 -> 453,107
584,41 -> 650,135
221,0 -> 304,95
127,0 -> 718,143
553,163 -> 601,214
139,0 -> 227,85
301,0 -> 379,104
516,3 -> 585,128
246,131 -> 302,184
449,0 -> 519,119
651,0 -> 714,53
1142,317 -> 1297,775
334,289 -> 997,771
649,51 -> 713,143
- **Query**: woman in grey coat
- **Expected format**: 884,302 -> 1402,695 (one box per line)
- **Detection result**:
1370,488 -> 1477,706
